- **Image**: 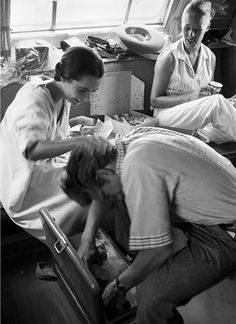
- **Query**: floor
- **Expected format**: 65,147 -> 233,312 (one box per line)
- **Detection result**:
1,233 -> 80,324
179,276 -> 236,324
2,230 -> 236,324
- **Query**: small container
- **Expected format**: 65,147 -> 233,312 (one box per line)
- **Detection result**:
209,81 -> 223,95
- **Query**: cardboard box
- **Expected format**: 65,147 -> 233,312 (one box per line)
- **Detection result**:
105,111 -> 155,137
89,71 -> 155,136
90,71 -> 145,116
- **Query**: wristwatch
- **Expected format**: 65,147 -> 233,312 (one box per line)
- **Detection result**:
115,277 -> 127,293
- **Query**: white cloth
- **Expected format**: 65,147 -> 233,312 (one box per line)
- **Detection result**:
154,94 -> 236,143
0,78 -> 87,242
153,39 -> 236,144
164,39 -> 213,96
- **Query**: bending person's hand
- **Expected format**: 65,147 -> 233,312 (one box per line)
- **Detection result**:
102,279 -> 127,311
102,279 -> 118,305
77,238 -> 100,267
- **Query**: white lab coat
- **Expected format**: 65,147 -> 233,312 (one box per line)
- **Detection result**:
0,78 -> 87,242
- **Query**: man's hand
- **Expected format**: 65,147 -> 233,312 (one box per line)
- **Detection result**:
77,200 -> 110,265
102,279 -> 118,305
102,279 -> 127,311
77,238 -> 100,267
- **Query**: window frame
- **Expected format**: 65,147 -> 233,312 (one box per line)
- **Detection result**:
10,0 -> 174,34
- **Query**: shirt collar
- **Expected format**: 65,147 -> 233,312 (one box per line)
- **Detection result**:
176,38 -> 209,61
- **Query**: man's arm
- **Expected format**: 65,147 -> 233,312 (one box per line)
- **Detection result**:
78,200 -> 112,264
118,244 -> 172,289
102,244 -> 172,304
103,152 -> 174,303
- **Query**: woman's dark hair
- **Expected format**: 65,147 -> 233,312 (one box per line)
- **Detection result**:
54,46 -> 105,82
61,136 -> 117,207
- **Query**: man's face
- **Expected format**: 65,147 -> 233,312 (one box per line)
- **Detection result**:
86,170 -> 122,203
182,12 -> 209,51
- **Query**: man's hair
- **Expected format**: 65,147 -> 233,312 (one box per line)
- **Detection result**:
61,136 -> 117,206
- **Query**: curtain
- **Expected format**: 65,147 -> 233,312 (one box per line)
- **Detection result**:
165,0 -> 191,42
1,0 -> 11,58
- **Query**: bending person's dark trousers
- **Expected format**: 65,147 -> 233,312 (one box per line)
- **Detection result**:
136,223 -> 236,324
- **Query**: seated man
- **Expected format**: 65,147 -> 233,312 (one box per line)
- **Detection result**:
150,0 -> 236,144
62,126 -> 236,324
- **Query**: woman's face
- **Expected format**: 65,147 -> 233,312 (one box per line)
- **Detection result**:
182,12 -> 209,52
63,75 -> 102,106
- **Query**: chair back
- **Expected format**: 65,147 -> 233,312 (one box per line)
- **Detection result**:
39,207 -> 104,324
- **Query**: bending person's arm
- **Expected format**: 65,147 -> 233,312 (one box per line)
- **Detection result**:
120,245 -> 172,289
103,150 -> 174,297
150,50 -> 201,109
102,244 -> 172,304
78,200 -> 112,264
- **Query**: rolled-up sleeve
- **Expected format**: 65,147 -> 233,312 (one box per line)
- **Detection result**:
12,85 -> 54,157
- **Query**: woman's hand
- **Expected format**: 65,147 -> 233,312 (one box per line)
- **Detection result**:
199,86 -> 211,97
187,87 -> 211,101
69,126 -> 97,137
69,116 -> 97,137
81,125 -> 97,136
69,116 -> 96,127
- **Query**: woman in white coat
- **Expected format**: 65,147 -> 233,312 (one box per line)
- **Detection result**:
0,46 -> 105,242
151,0 -> 236,144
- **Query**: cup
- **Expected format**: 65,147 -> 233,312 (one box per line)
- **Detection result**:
209,81 -> 223,95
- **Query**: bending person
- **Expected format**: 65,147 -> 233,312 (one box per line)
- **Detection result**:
151,0 -> 236,144
62,127 -> 236,324
0,46 -> 105,242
